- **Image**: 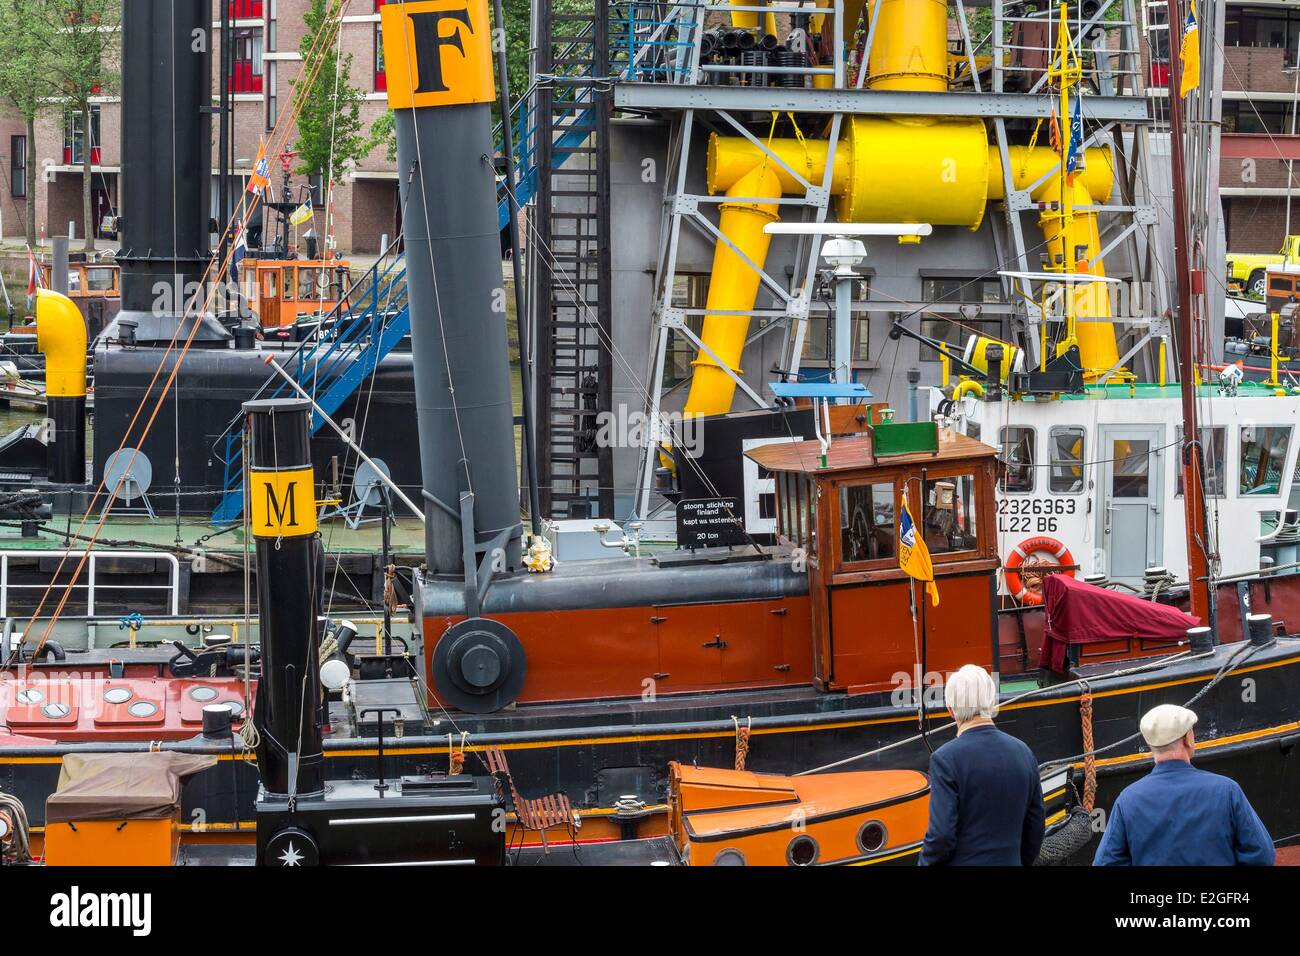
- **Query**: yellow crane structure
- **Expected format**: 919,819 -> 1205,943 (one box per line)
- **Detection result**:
683,0 -> 1121,423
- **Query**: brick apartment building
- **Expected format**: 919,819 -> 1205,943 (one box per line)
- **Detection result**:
0,0 -> 401,253
1219,2 -> 1300,253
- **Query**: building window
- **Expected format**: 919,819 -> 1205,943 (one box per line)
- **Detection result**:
802,278 -> 870,368
1049,426 -> 1086,493
666,273 -> 707,388
266,60 -> 278,130
62,106 -> 101,166
999,426 -> 1035,493
10,135 -> 25,198
918,276 -> 1004,361
229,0 -> 263,17
1221,100 -> 1295,136
1227,6 -> 1300,67
267,0 -> 277,52
231,27 -> 264,94
375,22 -> 387,91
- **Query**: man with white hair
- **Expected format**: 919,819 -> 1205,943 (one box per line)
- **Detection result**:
1093,704 -> 1274,865
919,664 -> 1044,865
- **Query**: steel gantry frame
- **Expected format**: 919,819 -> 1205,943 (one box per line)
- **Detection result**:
621,0 -> 1172,521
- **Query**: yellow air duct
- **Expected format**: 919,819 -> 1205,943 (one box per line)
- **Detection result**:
34,288 -> 88,485
35,288 -> 87,399
684,163 -> 782,419
728,0 -> 778,37
683,0 -> 1122,421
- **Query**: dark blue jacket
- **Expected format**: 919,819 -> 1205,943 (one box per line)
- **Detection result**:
919,724 -> 1045,866
1093,761 -> 1275,866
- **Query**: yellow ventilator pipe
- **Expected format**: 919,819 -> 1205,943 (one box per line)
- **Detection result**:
728,0 -> 778,36
1030,173 -> 1120,377
35,288 -> 87,398
34,288 -> 88,485
864,0 -> 949,91
683,164 -> 782,418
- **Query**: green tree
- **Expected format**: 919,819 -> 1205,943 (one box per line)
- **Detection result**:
39,0 -> 120,253
291,0 -> 367,192
0,0 -> 59,245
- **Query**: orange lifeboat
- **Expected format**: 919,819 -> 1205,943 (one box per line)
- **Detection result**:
668,762 -> 929,866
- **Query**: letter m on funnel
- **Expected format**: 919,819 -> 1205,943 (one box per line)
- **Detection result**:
380,0 -> 495,109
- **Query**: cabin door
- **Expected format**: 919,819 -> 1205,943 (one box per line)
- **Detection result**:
1097,425 -> 1165,584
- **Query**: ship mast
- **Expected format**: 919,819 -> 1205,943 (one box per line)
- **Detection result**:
1164,0 -> 1214,627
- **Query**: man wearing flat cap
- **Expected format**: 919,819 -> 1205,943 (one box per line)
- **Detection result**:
1093,704 -> 1274,865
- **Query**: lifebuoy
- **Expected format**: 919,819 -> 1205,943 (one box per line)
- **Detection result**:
1004,535 -> 1076,605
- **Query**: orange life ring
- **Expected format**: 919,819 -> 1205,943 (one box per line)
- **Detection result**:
1004,535 -> 1076,605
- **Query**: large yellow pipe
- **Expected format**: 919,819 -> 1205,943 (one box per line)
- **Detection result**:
728,0 -> 778,36
685,0 -> 1121,419
684,165 -> 782,417
35,289 -> 87,398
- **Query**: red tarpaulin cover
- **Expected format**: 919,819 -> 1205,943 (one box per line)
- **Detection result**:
1040,574 -> 1199,672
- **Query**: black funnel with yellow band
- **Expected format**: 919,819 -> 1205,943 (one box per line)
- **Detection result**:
244,398 -> 324,799
34,289 -> 86,484
380,0 -> 522,574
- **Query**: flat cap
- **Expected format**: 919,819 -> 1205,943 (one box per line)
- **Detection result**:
1140,704 -> 1198,749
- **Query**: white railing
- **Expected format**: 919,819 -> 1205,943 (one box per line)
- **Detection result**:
0,550 -> 182,618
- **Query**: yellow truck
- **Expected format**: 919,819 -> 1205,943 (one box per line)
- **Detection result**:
1229,235 -> 1300,297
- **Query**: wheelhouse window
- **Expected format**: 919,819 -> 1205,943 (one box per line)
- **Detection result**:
1048,426 -> 1085,493
999,426 -> 1035,493
840,481 -> 896,563
776,472 -> 817,556
1176,426 -> 1226,498
1240,426 -> 1293,496
918,473 -> 979,555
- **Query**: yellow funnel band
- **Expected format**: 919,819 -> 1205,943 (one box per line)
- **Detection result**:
35,289 -> 87,399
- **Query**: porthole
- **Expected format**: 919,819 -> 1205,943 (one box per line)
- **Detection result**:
41,702 -> 70,719
857,820 -> 888,854
104,687 -> 134,705
786,834 -> 819,866
712,848 -> 746,866
188,686 -> 219,703
16,689 -> 43,705
127,701 -> 159,718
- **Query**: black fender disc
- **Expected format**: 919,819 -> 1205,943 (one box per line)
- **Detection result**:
431,617 -> 527,714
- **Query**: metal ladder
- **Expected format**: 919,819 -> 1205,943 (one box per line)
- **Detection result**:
530,0 -> 615,520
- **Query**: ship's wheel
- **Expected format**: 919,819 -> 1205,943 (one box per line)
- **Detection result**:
431,617 -> 527,714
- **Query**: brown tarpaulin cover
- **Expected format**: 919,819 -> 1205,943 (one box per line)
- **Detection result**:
46,752 -> 218,823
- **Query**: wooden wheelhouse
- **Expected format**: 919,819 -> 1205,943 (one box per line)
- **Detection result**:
745,427 -> 1001,694
241,255 -> 351,329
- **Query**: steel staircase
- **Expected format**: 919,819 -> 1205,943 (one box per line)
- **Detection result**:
210,243 -> 410,524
